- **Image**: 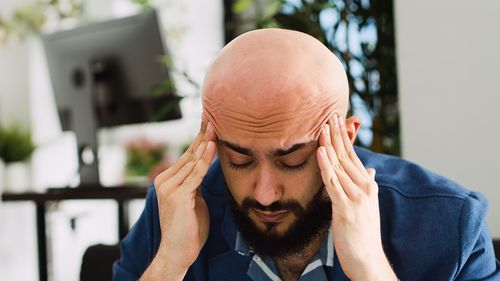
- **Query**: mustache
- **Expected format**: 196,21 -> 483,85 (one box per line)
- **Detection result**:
240,198 -> 303,213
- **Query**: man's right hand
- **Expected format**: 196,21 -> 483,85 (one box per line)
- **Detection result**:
140,122 -> 217,281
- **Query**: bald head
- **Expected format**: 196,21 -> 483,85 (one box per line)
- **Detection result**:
202,28 -> 349,147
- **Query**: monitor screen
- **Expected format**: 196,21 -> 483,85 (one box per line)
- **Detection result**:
42,9 -> 182,130
41,9 -> 182,187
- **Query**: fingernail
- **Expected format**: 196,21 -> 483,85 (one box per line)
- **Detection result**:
333,115 -> 339,126
339,116 -> 344,127
207,140 -> 215,151
324,124 -> 329,135
207,122 -> 213,132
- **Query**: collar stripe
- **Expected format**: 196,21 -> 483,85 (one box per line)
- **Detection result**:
302,259 -> 323,275
252,255 -> 282,281
326,230 -> 334,267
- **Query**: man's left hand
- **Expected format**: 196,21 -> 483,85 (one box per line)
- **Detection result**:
316,114 -> 397,281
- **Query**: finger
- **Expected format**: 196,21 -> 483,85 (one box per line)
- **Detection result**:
186,121 -> 214,157
330,115 -> 367,186
319,122 -> 342,176
183,141 -> 217,193
155,132 -> 204,185
338,115 -> 369,177
367,168 -> 376,180
157,129 -> 212,194
167,136 -> 212,188
155,122 -> 213,186
317,146 -> 347,204
321,124 -> 362,200
320,123 -> 349,184
364,168 -> 379,196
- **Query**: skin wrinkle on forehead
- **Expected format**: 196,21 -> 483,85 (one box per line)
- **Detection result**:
204,104 -> 337,136
202,28 -> 349,146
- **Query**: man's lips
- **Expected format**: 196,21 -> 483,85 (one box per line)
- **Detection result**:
252,209 -> 289,223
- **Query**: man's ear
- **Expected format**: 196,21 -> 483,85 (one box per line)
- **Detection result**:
345,115 -> 361,144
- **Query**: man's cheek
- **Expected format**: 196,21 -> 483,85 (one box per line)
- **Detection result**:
226,183 -> 248,207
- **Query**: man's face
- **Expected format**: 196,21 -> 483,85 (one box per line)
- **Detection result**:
217,137 -> 332,257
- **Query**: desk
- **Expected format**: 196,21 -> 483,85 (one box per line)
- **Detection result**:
1,185 -> 149,281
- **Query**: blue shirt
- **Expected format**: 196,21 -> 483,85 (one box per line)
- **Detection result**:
113,146 -> 500,280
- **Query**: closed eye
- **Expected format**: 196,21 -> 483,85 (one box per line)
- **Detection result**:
229,160 -> 308,171
279,160 -> 307,171
229,161 -> 254,170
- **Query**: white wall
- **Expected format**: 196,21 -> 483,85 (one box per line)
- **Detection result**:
395,0 -> 500,238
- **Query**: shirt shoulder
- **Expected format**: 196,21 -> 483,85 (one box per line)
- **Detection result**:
354,146 -> 471,199
354,147 -> 498,279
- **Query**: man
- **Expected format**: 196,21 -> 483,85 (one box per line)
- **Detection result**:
113,29 -> 500,280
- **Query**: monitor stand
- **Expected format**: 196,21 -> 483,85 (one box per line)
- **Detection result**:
65,60 -> 110,188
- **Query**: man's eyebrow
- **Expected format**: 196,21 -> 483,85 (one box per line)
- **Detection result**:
219,140 -> 313,157
219,140 -> 254,156
272,142 -> 308,157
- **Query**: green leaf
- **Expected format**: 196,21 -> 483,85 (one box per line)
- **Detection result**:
263,0 -> 283,20
232,0 -> 253,14
131,0 -> 152,10
159,55 -> 174,67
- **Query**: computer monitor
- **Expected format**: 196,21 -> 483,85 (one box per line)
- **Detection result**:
42,9 -> 182,187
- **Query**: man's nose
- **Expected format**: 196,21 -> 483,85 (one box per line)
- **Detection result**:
253,166 -> 283,206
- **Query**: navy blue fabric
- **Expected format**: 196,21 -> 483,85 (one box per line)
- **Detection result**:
113,146 -> 500,280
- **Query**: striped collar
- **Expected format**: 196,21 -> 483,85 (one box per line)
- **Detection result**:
234,228 -> 335,281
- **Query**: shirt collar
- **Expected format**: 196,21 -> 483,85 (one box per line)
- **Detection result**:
234,227 -> 335,280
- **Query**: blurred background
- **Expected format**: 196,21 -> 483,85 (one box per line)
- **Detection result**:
0,0 -> 498,280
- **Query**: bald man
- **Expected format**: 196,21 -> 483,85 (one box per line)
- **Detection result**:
113,29 -> 500,281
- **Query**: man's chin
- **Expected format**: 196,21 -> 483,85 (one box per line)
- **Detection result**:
254,221 -> 289,237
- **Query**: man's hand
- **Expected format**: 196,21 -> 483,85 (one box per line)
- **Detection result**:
316,115 -> 397,281
141,122 -> 217,281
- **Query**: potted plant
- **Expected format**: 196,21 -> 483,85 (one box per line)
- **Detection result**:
0,124 -> 36,192
125,138 -> 169,184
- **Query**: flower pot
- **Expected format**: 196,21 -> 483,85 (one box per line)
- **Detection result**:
4,161 -> 32,193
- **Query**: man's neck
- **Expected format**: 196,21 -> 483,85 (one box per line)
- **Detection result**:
273,229 -> 327,281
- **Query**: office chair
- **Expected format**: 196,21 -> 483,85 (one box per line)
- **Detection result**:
80,244 -> 120,281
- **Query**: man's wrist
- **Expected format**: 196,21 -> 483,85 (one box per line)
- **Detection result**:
354,268 -> 397,281
351,251 -> 397,281
140,245 -> 190,281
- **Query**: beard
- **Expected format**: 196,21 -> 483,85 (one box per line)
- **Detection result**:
228,186 -> 332,259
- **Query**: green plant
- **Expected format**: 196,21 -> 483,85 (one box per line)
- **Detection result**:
125,139 -> 167,178
0,0 -> 83,45
147,54 -> 201,122
130,0 -> 153,10
0,124 -> 36,163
